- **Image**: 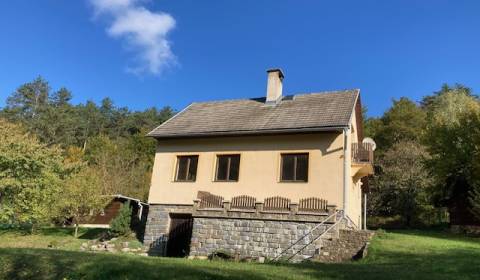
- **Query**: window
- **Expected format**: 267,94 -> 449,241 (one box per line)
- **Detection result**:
175,155 -> 198,182
215,154 -> 240,181
280,153 -> 308,182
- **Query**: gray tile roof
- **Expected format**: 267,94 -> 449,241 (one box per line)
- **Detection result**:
148,89 -> 359,138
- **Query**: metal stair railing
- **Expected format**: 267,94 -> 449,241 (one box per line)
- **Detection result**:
272,210 -> 342,262
343,214 -> 359,229
283,215 -> 345,262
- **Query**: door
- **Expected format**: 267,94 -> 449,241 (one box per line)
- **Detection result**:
166,213 -> 193,257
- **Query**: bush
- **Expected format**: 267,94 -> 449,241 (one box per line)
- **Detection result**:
109,202 -> 132,237
208,250 -> 234,261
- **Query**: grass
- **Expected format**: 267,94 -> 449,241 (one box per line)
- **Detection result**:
0,227 -> 108,251
0,228 -> 479,280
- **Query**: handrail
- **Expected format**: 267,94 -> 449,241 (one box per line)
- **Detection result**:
272,210 -> 341,262
284,216 -> 345,262
343,214 -> 359,229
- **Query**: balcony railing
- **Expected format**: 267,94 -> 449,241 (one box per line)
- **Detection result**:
352,143 -> 374,164
194,192 -> 335,214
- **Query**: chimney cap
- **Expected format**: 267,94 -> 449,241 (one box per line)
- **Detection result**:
266,68 -> 284,80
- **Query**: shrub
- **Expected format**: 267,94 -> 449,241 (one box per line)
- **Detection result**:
48,240 -> 59,248
109,202 -> 132,237
208,249 -> 234,261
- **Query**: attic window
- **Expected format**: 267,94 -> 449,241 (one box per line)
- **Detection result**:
215,154 -> 240,182
280,153 -> 309,182
175,155 -> 199,182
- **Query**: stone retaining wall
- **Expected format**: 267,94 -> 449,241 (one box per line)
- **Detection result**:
143,204 -> 193,256
143,203 -> 365,262
189,217 -> 335,262
315,229 -> 374,263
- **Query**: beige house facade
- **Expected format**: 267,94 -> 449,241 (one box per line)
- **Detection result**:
144,69 -> 374,259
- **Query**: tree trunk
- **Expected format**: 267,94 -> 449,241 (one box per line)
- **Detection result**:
73,217 -> 79,238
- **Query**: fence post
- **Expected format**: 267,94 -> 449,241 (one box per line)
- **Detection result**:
290,202 -> 299,216
193,199 -> 200,212
223,200 -> 231,213
255,202 -> 264,214
327,205 -> 336,222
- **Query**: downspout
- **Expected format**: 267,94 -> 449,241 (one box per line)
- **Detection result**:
138,202 -> 143,220
363,192 -> 367,230
343,127 -> 351,218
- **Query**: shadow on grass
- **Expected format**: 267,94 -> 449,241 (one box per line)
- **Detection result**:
274,247 -> 480,280
0,227 -> 108,239
1,247 -> 480,280
385,229 -> 480,245
0,248 -> 271,280
78,228 -> 108,239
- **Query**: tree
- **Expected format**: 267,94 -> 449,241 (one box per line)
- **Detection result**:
421,83 -> 476,109
50,87 -> 72,107
1,77 -> 174,149
470,184 -> 480,221
0,119 -> 66,232
369,141 -> 432,226
5,76 -> 50,121
373,98 -> 426,153
84,135 -> 153,200
424,90 -> 480,225
109,201 -> 132,237
1,76 -> 174,205
57,167 -> 108,237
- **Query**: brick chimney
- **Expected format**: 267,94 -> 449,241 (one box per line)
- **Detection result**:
265,68 -> 284,105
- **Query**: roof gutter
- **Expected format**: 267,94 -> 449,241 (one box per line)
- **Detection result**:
108,194 -> 149,220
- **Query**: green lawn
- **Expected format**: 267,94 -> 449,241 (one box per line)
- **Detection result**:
0,228 -> 479,280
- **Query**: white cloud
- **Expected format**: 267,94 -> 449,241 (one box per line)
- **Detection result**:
89,0 -> 176,75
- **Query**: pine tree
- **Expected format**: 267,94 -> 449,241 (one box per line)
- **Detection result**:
109,201 -> 132,237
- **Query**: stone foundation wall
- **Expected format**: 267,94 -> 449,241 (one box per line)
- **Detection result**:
189,217 -> 335,261
143,204 -> 193,256
143,203 -> 369,262
315,229 -> 374,263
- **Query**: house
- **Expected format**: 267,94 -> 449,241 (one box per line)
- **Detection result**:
143,69 -> 375,261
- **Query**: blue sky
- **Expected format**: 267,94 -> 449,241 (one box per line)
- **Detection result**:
0,0 -> 479,117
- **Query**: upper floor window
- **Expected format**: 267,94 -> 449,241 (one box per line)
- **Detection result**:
175,155 -> 198,182
280,153 -> 308,182
215,154 -> 240,182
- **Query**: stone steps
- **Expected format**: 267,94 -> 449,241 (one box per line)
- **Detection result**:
314,229 -> 375,263
280,222 -> 341,263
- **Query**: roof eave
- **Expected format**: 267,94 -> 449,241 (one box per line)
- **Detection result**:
146,103 -> 194,137
148,125 -> 348,139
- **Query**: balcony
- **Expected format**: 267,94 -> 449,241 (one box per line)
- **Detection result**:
352,142 -> 374,164
351,143 -> 374,179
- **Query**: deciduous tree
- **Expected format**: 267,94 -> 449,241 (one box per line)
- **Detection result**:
424,90 -> 480,224
0,119 -> 66,232
369,141 -> 432,226
57,167 -> 108,237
